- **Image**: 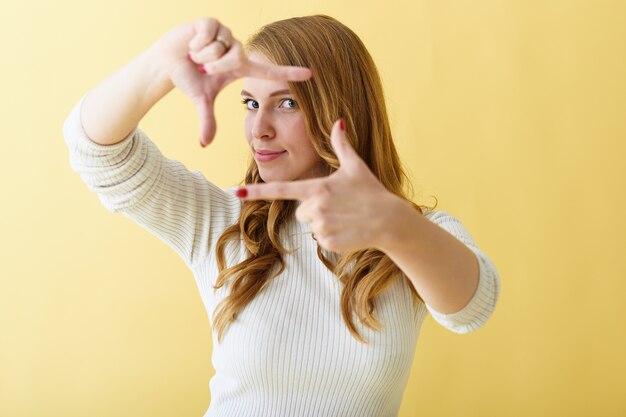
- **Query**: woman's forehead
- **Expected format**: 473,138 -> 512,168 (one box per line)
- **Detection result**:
241,79 -> 291,97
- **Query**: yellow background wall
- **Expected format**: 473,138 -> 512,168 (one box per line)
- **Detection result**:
1,0 -> 625,416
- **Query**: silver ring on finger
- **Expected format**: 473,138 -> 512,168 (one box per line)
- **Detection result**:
215,35 -> 231,50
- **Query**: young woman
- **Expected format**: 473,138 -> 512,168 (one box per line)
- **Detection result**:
64,15 -> 500,417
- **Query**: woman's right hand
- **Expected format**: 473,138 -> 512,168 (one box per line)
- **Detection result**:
154,18 -> 313,147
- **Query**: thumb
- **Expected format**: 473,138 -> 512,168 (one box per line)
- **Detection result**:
330,118 -> 361,171
195,96 -> 217,147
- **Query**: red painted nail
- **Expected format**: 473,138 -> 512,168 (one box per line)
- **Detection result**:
339,118 -> 345,131
197,64 -> 206,74
235,187 -> 248,198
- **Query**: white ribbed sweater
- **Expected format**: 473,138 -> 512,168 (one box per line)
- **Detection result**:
63,93 -> 500,417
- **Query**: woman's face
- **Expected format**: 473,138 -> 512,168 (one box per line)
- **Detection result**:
242,53 -> 325,183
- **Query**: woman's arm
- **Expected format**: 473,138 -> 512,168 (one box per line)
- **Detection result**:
80,43 -> 174,146
378,201 -> 481,314
379,204 -> 500,333
65,18 -> 315,268
374,202 -> 501,334
64,19 -> 231,268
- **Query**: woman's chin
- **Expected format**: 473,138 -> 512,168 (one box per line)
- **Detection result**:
258,172 -> 294,183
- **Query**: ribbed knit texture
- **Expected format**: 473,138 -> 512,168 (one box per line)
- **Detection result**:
63,93 -> 500,417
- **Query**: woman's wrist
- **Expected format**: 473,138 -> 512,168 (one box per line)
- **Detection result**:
145,41 -> 177,94
375,194 -> 423,253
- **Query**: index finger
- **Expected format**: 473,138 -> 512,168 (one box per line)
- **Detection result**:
237,179 -> 321,201
245,59 -> 314,82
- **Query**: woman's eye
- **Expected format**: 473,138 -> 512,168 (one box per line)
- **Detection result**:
241,98 -> 258,110
280,98 -> 298,109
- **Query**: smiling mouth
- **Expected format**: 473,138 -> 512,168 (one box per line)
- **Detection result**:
256,150 -> 285,155
254,150 -> 287,162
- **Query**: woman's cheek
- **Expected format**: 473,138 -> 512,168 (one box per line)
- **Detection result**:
243,116 -> 253,143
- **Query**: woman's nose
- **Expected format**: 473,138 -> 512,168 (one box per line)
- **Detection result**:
251,110 -> 275,140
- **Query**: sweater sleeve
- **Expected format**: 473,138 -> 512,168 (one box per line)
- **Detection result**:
62,93 -> 237,269
422,210 -> 501,334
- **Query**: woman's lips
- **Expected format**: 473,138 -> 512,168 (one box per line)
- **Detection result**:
254,150 -> 287,162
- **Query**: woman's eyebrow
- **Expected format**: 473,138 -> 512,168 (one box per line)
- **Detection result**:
240,89 -> 291,98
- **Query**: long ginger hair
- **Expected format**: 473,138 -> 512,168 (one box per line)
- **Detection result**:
212,15 -> 432,344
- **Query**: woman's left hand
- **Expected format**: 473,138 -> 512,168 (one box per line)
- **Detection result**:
237,119 -> 412,253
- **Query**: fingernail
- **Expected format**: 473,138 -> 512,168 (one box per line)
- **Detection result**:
339,118 -> 345,131
197,64 -> 206,74
235,187 -> 248,198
